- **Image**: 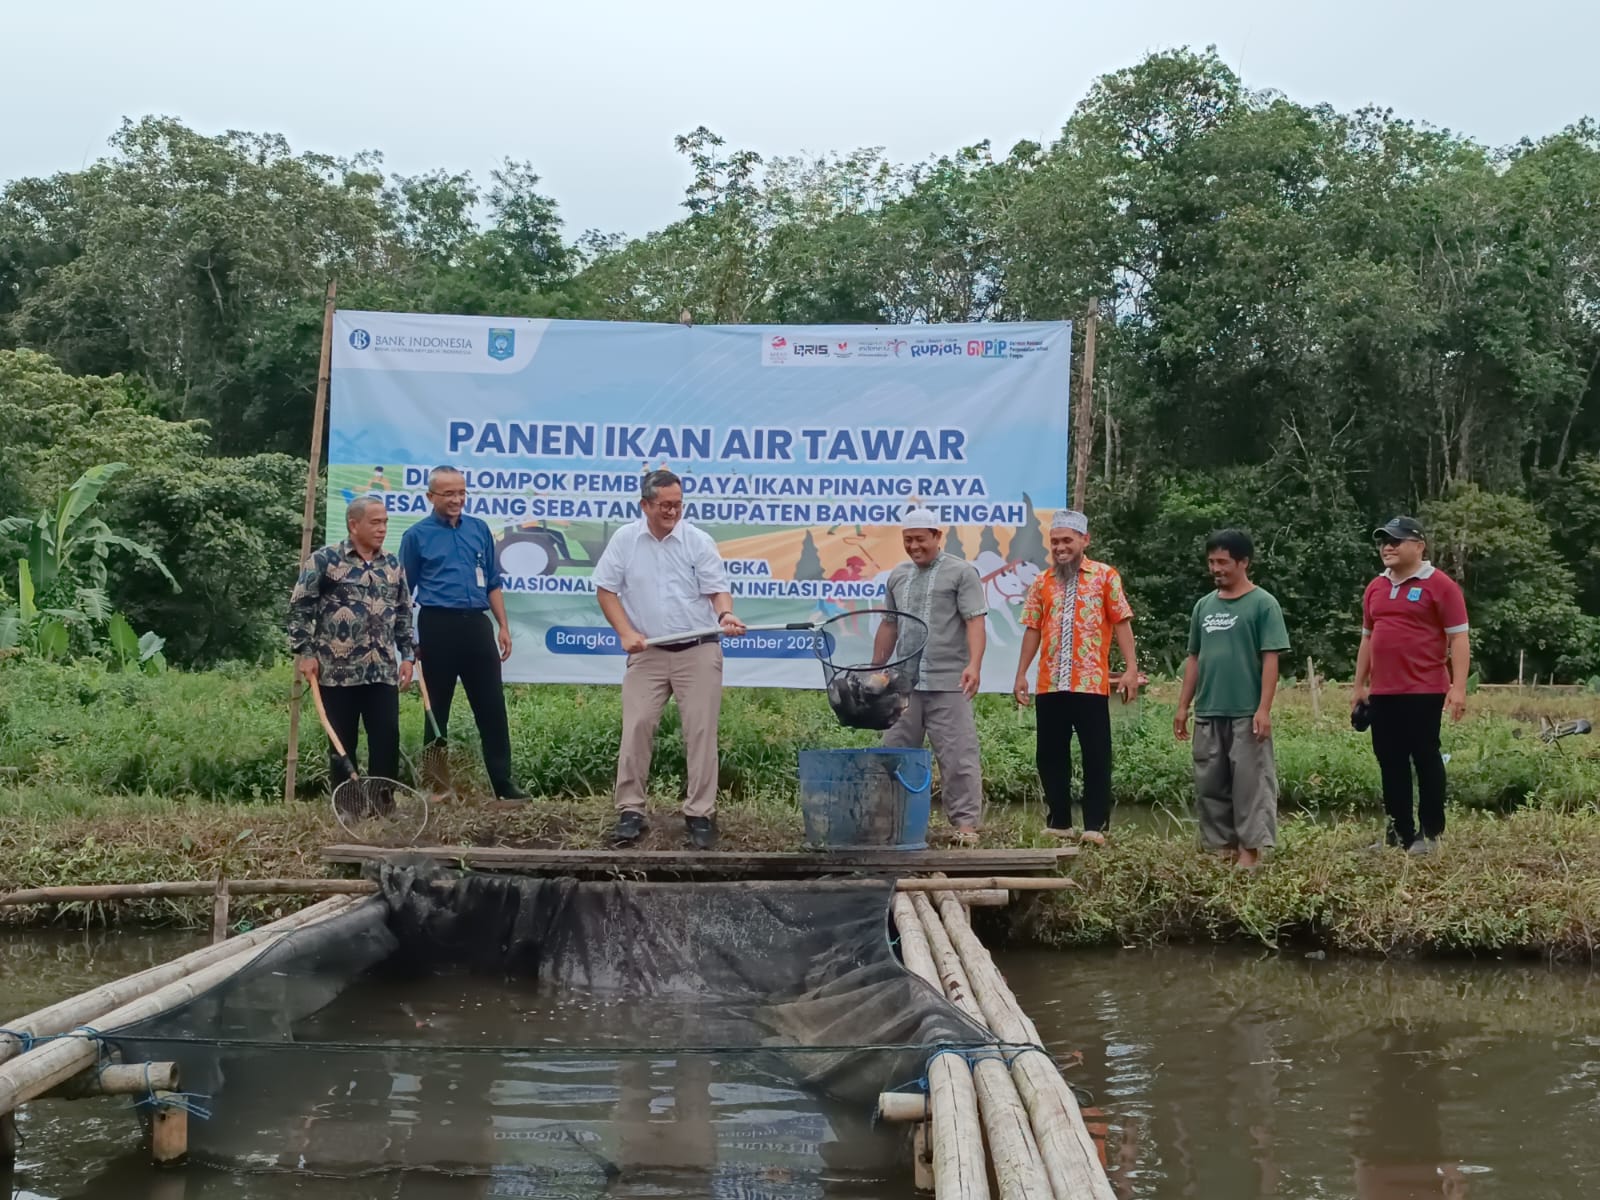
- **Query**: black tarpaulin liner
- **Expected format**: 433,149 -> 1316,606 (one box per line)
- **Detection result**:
99,865 -> 993,1184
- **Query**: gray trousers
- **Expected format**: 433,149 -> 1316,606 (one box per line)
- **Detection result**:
882,690 -> 984,826
1192,717 -> 1278,850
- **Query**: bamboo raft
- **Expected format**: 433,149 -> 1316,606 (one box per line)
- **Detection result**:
0,875 -> 1110,1196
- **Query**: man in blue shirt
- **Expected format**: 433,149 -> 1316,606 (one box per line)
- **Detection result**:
399,466 -> 528,801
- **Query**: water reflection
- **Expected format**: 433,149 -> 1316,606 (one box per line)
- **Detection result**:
1006,946 -> 1600,1199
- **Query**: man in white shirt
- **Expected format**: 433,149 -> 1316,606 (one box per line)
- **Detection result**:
593,469 -> 746,849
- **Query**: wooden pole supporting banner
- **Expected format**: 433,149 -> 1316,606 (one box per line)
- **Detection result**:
0,895 -> 360,1068
1307,657 -> 1321,720
890,893 -> 990,1200
284,279 -> 339,807
1071,299 -> 1099,512
933,892 -> 1115,1200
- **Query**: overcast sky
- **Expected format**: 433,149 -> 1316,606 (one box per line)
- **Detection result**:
4,0 -> 1595,239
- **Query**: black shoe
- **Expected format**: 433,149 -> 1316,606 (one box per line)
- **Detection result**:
685,815 -> 718,851
495,784 -> 531,802
612,810 -> 648,846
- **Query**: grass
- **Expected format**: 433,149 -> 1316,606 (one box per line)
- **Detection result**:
5,658 -> 1600,813
4,660 -> 1600,959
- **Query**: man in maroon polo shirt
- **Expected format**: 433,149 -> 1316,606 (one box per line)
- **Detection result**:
1350,516 -> 1471,855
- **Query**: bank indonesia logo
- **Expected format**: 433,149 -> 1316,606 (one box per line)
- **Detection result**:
487,328 -> 515,361
348,329 -> 371,350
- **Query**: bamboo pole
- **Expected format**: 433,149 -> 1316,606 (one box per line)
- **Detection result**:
210,878 -> 230,944
284,279 -> 339,807
878,1091 -> 930,1121
0,894 -> 360,1066
1307,657 -> 1320,720
905,894 -> 1051,1200
0,880 -> 377,907
44,1061 -> 179,1100
897,878 -> 1076,895
0,898 -> 364,1117
890,894 -> 990,1200
1071,299 -> 1099,511
934,891 -> 1115,1200
151,1095 -> 187,1163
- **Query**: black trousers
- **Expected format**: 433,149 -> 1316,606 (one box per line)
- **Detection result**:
417,607 -> 515,793
320,683 -> 399,784
1035,691 -> 1113,832
1369,693 -> 1447,846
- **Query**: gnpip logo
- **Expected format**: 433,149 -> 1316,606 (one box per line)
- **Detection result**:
487,328 -> 515,361
348,329 -> 371,350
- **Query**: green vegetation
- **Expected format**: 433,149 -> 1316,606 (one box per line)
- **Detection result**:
5,659 -> 1600,812
0,50 -> 1597,677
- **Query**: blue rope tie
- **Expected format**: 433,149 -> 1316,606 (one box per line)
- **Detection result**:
131,1091 -> 212,1121
0,1028 -> 37,1053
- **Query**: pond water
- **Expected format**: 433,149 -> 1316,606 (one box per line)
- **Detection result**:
2,929 -> 1598,1198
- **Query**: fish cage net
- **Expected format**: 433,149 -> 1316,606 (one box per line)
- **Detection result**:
815,609 -> 928,731
94,866 -> 995,1195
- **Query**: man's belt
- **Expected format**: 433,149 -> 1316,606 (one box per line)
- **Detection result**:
653,632 -> 721,653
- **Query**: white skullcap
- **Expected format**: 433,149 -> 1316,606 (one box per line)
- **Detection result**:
1051,509 -> 1089,534
901,506 -> 940,530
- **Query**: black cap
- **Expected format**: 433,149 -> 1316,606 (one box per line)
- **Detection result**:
1373,516 -> 1425,542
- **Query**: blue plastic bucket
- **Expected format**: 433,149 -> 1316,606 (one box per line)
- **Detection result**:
796,748 -> 933,850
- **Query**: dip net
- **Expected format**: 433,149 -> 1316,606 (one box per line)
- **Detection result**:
96,865 -> 994,1196
815,609 -> 928,731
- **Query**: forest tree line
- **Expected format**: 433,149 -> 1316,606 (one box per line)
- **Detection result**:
2,47 -> 1598,679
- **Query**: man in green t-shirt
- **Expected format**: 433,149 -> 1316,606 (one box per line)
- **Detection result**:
1173,529 -> 1291,868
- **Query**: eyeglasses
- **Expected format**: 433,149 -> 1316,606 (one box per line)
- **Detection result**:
431,489 -> 467,500
1377,536 -> 1410,547
649,501 -> 684,514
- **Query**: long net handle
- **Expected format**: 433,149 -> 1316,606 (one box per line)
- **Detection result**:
414,665 -> 444,742
641,622 -> 818,647
306,677 -> 357,776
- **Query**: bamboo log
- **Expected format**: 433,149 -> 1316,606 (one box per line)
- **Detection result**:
897,878 -> 1076,894
0,894 -> 360,1066
210,878 -> 230,944
150,1093 -> 187,1163
44,1061 -> 179,1100
903,894 -> 1049,1200
0,898 -> 364,1116
958,890 -> 1011,907
878,1091 -> 930,1122
891,894 -> 990,1200
934,892 -> 1114,1200
0,880 -> 377,906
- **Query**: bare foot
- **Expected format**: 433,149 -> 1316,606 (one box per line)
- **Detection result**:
1235,847 -> 1261,870
1211,847 -> 1239,865
1079,830 -> 1107,847
953,826 -> 981,847
1043,826 -> 1078,841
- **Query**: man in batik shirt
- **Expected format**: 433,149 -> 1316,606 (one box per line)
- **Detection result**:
288,494 -> 415,784
1013,510 -> 1139,843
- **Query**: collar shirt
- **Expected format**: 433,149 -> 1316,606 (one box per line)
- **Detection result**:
398,510 -> 502,610
287,540 -> 414,686
881,554 -> 988,691
591,519 -> 730,639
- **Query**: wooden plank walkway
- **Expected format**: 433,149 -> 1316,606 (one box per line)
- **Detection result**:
321,844 -> 1074,878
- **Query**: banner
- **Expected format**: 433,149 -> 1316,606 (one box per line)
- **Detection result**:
329,313 -> 1071,690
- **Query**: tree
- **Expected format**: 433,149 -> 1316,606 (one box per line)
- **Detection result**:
1011,495 -> 1047,567
945,526 -> 967,559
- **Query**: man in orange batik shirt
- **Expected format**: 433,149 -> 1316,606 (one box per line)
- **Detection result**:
1013,510 -> 1139,844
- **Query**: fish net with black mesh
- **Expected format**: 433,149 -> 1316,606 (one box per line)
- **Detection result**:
813,609 -> 928,731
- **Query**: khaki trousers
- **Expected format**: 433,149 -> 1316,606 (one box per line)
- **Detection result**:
614,641 -> 723,817
882,690 -> 985,827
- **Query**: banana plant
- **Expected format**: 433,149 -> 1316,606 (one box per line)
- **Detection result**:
0,463 -> 177,664
0,463 -> 178,594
